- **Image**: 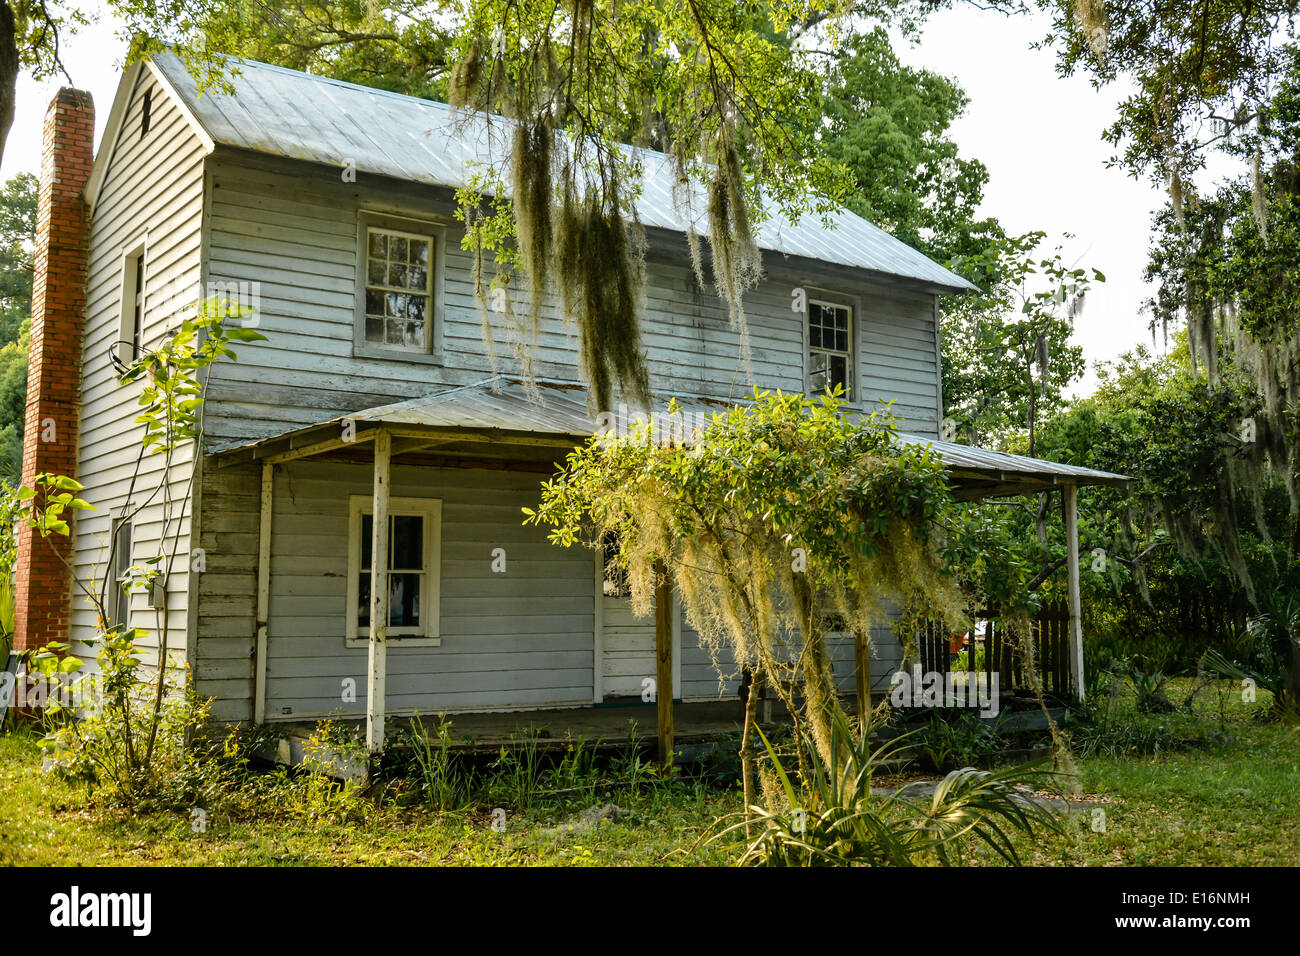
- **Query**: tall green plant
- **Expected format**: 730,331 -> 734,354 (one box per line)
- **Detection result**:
710,710 -> 1064,866
16,300 -> 264,803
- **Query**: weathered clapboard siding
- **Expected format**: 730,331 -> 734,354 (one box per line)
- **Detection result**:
199,153 -> 942,445
600,595 -> 657,698
70,68 -> 206,671
195,458 -> 595,720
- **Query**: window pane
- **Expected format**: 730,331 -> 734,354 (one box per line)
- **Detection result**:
409,265 -> 428,291
358,574 -> 421,628
836,329 -> 849,352
831,355 -> 849,395
391,515 -> 423,569
404,319 -> 425,349
368,232 -> 387,258
412,240 -> 429,267
408,295 -> 427,326
388,263 -> 408,288
115,524 -> 132,580
368,258 -> 386,285
358,573 -> 371,627
391,236 -> 408,261
365,290 -> 384,317
365,317 -> 384,342
360,514 -> 373,569
385,320 -> 404,345
388,573 -> 421,627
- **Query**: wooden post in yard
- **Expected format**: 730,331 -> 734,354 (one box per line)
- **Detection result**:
1063,482 -> 1086,702
654,560 -> 674,767
253,462 -> 273,724
854,630 -> 871,724
367,430 -> 392,752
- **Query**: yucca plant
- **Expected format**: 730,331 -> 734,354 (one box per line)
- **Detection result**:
1124,659 -> 1175,714
708,708 -> 1065,866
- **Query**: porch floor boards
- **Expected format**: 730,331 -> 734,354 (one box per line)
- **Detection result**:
276,700 -> 755,755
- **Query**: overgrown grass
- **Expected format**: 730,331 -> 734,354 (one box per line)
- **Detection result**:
0,728 -> 737,866
1,679 -> 1294,866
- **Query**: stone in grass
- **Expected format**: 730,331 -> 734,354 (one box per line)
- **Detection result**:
542,803 -> 633,837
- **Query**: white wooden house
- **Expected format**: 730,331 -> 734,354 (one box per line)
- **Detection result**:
18,53 -> 1126,755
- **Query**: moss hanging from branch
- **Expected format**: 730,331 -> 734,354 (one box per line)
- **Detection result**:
446,0 -> 854,413
704,143 -> 762,373
555,165 -> 653,414
513,121 -> 553,347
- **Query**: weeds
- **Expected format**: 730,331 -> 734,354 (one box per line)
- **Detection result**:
407,714 -> 475,811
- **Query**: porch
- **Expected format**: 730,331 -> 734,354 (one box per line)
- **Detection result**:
211,377 -> 1127,762
268,695 -> 1069,768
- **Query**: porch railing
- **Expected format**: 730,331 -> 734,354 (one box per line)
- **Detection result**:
917,603 -> 1072,700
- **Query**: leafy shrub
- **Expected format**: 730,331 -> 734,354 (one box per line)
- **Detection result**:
1063,701 -> 1209,758
34,631 -> 214,811
912,711 -> 1004,771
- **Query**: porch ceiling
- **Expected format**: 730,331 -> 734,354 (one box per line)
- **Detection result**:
210,377 -> 1129,498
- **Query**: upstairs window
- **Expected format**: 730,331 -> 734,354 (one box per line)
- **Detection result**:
346,495 -> 442,645
363,227 -> 434,352
117,248 -> 146,367
808,300 -> 853,401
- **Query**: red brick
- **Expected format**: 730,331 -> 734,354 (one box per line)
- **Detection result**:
14,88 -> 93,653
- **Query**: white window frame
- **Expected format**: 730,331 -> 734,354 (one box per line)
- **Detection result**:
117,241 -> 147,368
353,212 -> 445,364
806,297 -> 855,402
345,495 -> 442,647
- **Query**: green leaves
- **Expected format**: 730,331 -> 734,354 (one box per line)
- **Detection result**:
124,306 -> 267,456
942,232 -> 1094,452
712,709 -> 1065,866
17,473 -> 95,538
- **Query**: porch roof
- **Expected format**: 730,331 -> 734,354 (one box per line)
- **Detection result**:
211,377 -> 1129,499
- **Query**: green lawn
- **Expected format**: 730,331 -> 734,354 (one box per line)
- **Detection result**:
2,680 -> 1296,866
1002,720 -> 1300,866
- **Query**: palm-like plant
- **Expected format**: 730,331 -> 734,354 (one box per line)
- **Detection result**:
709,708 -> 1065,866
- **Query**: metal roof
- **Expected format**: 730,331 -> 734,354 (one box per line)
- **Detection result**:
150,52 -> 977,294
214,378 -> 1128,494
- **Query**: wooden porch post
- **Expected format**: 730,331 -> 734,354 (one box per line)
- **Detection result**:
854,630 -> 871,723
254,462 -> 273,724
1063,482 -> 1086,701
654,560 -> 674,767
367,430 -> 392,752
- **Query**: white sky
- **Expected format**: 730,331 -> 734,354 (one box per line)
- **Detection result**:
2,4 -> 1174,397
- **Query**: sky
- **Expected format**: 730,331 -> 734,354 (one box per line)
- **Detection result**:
2,4 -> 1174,397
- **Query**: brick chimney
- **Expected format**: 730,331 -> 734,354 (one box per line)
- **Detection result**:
13,88 -> 94,653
